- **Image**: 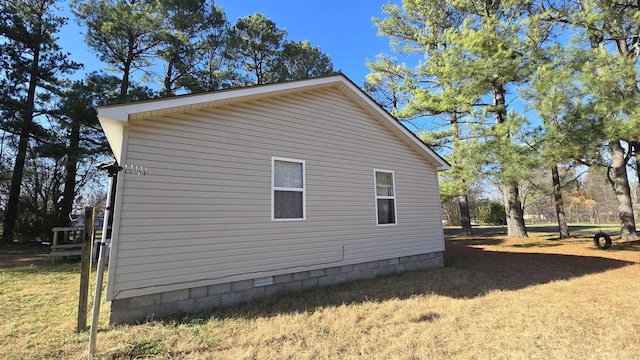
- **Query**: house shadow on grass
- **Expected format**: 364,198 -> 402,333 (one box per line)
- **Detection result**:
173,238 -> 637,323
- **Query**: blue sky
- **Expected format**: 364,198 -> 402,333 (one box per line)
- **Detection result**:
217,0 -> 398,85
58,0 -> 401,87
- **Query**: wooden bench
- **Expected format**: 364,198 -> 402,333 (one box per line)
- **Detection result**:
50,226 -> 106,260
50,227 -> 84,258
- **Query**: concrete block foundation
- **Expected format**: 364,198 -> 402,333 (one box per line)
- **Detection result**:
110,251 -> 444,324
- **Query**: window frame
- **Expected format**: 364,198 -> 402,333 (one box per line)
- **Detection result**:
271,157 -> 306,221
374,169 -> 398,226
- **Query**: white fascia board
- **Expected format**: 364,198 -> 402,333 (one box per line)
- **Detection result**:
97,106 -> 130,123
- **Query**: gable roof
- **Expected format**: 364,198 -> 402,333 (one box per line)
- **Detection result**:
97,74 -> 450,171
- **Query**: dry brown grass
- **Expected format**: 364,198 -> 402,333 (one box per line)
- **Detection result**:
1,227 -> 639,359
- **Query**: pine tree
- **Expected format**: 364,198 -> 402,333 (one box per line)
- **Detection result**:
225,13 -> 286,85
0,0 -> 80,242
56,74 -> 116,225
155,0 -> 227,95
72,0 -> 165,97
546,0 -> 640,240
369,0 -> 548,237
274,40 -> 335,81
523,46 -> 581,239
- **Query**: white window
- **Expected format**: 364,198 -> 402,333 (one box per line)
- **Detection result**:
272,157 -> 305,220
374,170 -> 397,225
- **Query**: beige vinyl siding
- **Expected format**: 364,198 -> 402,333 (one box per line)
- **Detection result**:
110,87 -> 444,300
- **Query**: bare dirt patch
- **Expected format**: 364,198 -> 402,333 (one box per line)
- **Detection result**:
0,253 -> 50,269
0,243 -> 52,269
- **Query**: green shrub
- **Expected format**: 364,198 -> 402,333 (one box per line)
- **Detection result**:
477,200 -> 506,225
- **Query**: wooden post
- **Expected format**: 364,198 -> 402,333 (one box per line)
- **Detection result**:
77,207 -> 95,333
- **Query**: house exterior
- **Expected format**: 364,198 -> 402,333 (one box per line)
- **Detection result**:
97,74 -> 450,324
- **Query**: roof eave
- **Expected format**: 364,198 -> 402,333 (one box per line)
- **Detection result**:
96,76 -> 345,122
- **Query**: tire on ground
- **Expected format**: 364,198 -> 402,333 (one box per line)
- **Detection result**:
593,233 -> 612,250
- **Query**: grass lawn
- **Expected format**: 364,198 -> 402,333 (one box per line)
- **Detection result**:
1,224 -> 639,359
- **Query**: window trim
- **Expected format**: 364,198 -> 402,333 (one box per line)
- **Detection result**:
374,169 -> 398,226
272,157 -> 306,221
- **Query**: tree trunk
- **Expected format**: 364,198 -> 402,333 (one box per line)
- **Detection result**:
121,62 -> 131,97
2,120 -> 31,243
450,113 -> 472,235
59,119 -> 81,226
458,194 -> 472,235
163,60 -> 174,95
121,34 -> 135,97
503,182 -> 528,237
551,164 -> 570,239
609,140 -> 637,240
2,38 -> 40,243
632,142 -> 640,186
493,84 -> 527,238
